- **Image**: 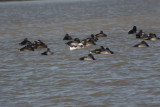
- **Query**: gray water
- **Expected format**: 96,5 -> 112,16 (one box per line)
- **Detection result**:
0,0 -> 160,106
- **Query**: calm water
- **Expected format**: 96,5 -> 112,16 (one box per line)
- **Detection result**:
0,0 -> 160,106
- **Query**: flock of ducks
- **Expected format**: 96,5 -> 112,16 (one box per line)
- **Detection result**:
19,26 -> 159,60
128,26 -> 159,48
19,38 -> 53,55
63,30 -> 113,60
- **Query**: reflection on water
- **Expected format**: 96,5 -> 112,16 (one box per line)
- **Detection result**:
0,0 -> 160,106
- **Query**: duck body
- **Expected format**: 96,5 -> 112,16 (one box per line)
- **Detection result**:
63,34 -> 73,40
41,48 -> 53,55
95,31 -> 107,37
90,46 -> 114,54
20,44 -> 34,51
66,38 -> 84,50
90,46 -> 105,54
69,44 -> 84,50
19,38 -> 32,46
99,48 -> 114,54
79,54 -> 96,60
133,41 -> 149,48
83,39 -> 96,47
128,26 -> 137,34
65,38 -> 81,46
33,40 -> 48,49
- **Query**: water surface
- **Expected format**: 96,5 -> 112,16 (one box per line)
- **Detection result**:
0,0 -> 160,106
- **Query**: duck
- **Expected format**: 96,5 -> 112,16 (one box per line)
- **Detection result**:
135,30 -> 143,38
79,54 -> 96,60
20,44 -> 34,51
65,38 -> 81,46
83,39 -> 96,47
33,40 -> 48,49
19,38 -> 32,46
82,34 -> 98,43
41,48 -> 53,55
65,38 -> 84,50
63,33 -> 73,40
90,46 -> 114,54
128,26 -> 137,34
90,46 -> 105,54
95,31 -> 107,37
99,47 -> 114,54
133,41 -> 149,48
148,33 -> 159,41
69,44 -> 84,50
